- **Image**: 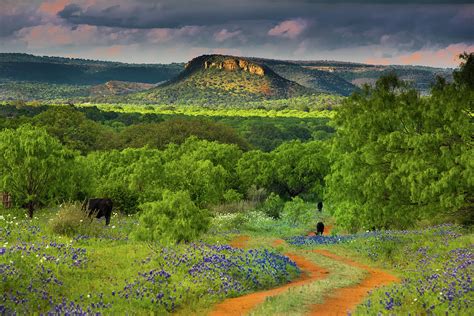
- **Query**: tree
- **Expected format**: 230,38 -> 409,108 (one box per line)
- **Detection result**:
326,67 -> 473,231
33,106 -> 114,153
453,52 -> 474,89
0,125 -> 77,217
131,190 -> 210,244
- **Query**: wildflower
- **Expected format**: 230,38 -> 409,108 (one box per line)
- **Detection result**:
112,226 -> 116,229
0,247 -> 5,255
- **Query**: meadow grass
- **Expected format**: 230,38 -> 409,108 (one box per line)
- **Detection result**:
250,249 -> 366,316
0,207 -> 300,314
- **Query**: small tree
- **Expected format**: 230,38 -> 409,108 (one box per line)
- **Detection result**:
0,125 -> 76,217
132,190 -> 210,244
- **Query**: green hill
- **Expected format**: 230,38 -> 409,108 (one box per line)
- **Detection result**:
127,55 -> 313,105
250,58 -> 357,96
0,53 -> 454,101
0,53 -> 183,85
291,60 -> 453,93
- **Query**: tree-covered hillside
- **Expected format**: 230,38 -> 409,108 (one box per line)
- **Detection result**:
127,55 -> 312,105
0,53 -> 183,85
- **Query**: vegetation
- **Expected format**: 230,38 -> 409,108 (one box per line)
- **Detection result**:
132,190 -> 210,244
0,53 -> 472,315
326,55 -> 473,231
0,125 -> 80,217
259,60 -> 357,96
127,55 -> 311,105
0,53 -> 182,84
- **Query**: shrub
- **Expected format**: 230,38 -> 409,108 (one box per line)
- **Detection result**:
223,189 -> 243,203
101,185 -> 139,215
246,185 -> 267,203
210,200 -> 256,215
132,190 -> 210,244
281,197 -> 312,226
210,212 -> 246,231
259,193 -> 285,219
49,203 -> 106,237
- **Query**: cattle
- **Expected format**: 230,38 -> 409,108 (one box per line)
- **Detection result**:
316,222 -> 325,236
83,198 -> 113,225
317,201 -> 323,212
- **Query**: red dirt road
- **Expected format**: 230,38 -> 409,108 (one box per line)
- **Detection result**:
210,237 -> 328,316
211,234 -> 398,316
209,252 -> 329,316
309,249 -> 399,316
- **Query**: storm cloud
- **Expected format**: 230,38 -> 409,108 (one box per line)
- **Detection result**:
0,0 -> 472,66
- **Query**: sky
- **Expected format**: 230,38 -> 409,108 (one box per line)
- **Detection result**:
0,0 -> 473,67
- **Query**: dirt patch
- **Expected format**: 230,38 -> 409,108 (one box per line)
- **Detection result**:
309,249 -> 399,316
272,238 -> 285,247
229,235 -> 250,248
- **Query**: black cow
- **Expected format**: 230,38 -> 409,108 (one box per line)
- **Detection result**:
316,222 -> 325,236
317,201 -> 323,212
83,198 -> 113,225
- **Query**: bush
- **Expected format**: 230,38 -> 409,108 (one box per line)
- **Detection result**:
101,185 -> 139,215
210,212 -> 246,231
223,189 -> 243,203
259,193 -> 284,219
246,185 -> 267,203
210,200 -> 256,215
281,197 -> 312,226
49,203 -> 106,237
132,190 -> 210,244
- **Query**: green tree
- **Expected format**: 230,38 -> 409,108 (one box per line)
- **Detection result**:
87,147 -> 164,209
33,106 -> 115,153
453,52 -> 474,89
0,125 -> 77,217
131,190 -> 210,244
326,68 -> 473,231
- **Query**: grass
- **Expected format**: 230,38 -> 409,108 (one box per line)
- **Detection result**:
0,207 -> 300,314
286,225 -> 473,315
1,204 -> 472,315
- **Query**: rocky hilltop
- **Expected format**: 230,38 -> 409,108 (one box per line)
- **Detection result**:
184,55 -> 267,77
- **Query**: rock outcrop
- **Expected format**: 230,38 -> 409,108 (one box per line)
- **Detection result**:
185,55 -> 266,76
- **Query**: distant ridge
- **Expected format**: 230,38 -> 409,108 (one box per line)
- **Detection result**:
0,53 -> 454,101
0,53 -> 183,85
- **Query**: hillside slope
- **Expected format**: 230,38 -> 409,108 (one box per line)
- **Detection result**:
251,58 -> 357,96
293,60 -> 453,93
0,53 -> 183,85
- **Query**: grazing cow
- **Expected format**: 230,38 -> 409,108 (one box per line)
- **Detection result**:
83,198 -> 113,225
316,222 -> 325,236
317,201 -> 323,212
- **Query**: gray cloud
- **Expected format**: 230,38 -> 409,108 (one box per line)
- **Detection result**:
0,0 -> 472,66
54,1 -> 474,50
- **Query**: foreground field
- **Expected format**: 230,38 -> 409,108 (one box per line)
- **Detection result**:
1,207 -> 472,315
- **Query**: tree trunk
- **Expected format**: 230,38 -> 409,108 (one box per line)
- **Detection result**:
27,202 -> 34,218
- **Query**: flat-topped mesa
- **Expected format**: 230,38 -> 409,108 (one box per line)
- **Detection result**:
185,55 -> 266,76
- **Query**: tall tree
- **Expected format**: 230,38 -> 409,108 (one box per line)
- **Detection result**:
326,62 -> 473,231
0,125 -> 77,217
